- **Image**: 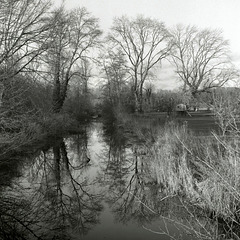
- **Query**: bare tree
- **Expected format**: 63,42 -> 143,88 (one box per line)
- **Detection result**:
0,0 -> 51,104
108,15 -> 171,112
46,6 -> 102,113
170,25 -> 238,98
79,58 -> 91,96
99,48 -> 128,108
64,58 -> 94,120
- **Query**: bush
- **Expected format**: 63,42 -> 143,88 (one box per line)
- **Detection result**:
37,113 -> 79,135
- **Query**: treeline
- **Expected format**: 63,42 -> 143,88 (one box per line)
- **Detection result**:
0,1 -> 102,141
0,0 -> 239,146
99,16 -> 238,114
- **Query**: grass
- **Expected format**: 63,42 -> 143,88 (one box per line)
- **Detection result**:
116,112 -> 240,222
150,122 -> 196,196
144,120 -> 240,239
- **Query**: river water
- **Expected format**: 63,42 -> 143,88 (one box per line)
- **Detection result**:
0,119 -> 218,240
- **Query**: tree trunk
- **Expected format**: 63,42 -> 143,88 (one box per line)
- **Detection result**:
134,91 -> 140,113
139,86 -> 143,113
0,82 -> 4,107
52,88 -> 67,113
53,145 -> 61,190
52,97 -> 64,113
52,67 -> 69,113
52,83 -> 62,113
134,93 -> 144,113
52,51 -> 62,113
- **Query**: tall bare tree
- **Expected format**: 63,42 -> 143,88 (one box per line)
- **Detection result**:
46,6 -> 102,113
108,15 -> 171,112
170,25 -> 238,98
99,48 -> 128,108
0,0 -> 51,105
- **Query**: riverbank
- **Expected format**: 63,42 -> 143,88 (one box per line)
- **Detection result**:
0,113 -> 87,159
127,111 -> 219,134
1,116 -> 240,239
116,113 -> 240,238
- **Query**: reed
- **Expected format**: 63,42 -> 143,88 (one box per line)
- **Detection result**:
152,121 -> 240,223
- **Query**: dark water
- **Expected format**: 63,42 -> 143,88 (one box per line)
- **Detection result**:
0,120 -> 217,240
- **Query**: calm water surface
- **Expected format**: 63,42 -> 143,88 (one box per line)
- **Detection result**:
0,120 -> 212,240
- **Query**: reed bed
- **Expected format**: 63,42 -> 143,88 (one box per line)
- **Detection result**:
151,121 -> 240,222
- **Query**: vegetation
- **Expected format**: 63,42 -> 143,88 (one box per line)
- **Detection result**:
112,114 -> 239,239
107,15 -> 172,113
170,25 -> 238,98
148,122 -> 240,239
0,1 -> 102,155
0,0 -> 238,141
1,1 -> 240,239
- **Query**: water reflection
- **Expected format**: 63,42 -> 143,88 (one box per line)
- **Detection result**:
0,128 -> 103,239
0,120 -> 235,239
97,120 -> 237,240
100,125 -> 153,225
96,121 -> 200,240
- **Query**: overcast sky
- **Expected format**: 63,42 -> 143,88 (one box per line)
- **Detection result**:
54,0 -> 240,89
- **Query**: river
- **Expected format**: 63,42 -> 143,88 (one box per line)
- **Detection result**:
0,119 -> 220,240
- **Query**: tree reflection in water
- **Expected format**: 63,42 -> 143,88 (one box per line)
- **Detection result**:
98,120 -> 236,240
99,122 -> 163,225
0,128 -> 103,240
1,121 -> 239,239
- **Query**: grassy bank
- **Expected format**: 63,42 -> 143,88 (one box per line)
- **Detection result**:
120,112 -> 240,238
147,121 -> 240,238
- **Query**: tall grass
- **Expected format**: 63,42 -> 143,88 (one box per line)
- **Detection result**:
150,121 -> 240,237
151,122 -> 197,196
120,113 -> 240,222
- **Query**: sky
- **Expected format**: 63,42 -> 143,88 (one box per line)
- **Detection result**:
54,0 -> 240,89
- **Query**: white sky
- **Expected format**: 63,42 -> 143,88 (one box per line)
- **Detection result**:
54,0 -> 240,89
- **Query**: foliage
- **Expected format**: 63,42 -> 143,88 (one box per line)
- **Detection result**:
101,99 -> 118,125
145,89 -> 186,112
63,88 -> 94,122
0,2 -> 102,153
